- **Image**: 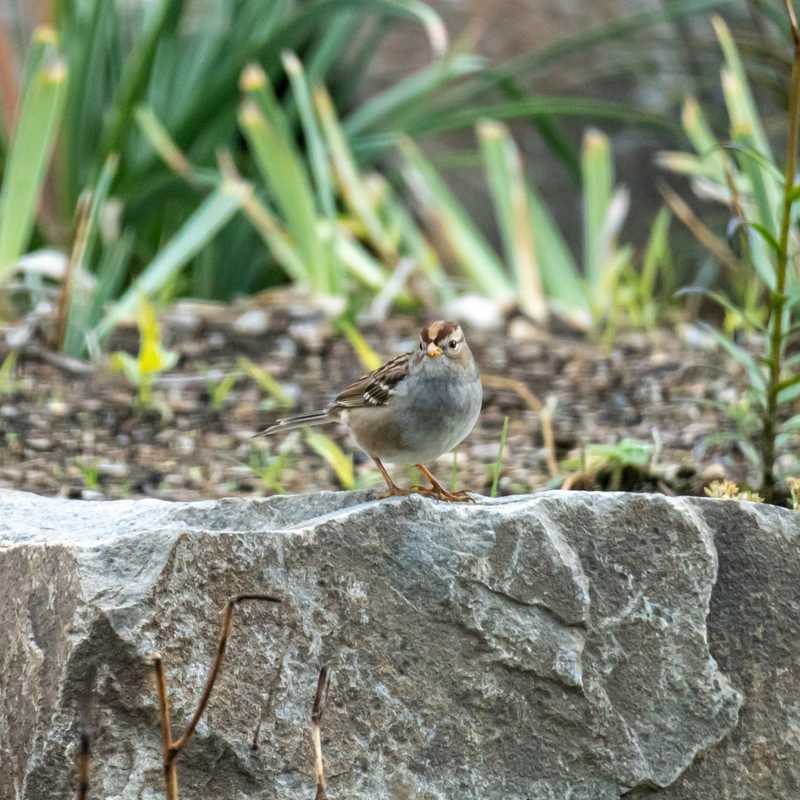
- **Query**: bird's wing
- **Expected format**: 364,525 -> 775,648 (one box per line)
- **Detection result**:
334,352 -> 411,409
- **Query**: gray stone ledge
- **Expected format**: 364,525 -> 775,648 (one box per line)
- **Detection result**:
1,489 -> 797,799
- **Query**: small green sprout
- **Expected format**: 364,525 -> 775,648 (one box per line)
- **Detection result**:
490,416 -> 510,498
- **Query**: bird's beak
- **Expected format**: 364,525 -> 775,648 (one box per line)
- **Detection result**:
426,342 -> 443,358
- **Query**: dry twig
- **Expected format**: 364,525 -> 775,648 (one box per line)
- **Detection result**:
153,593 -> 281,800
311,666 -> 331,800
75,729 -> 90,800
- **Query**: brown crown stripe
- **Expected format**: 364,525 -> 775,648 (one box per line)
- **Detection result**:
421,320 -> 461,344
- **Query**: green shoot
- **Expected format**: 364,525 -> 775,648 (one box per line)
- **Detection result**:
210,371 -> 241,411
248,445 -> 292,494
0,351 -> 19,395
0,29 -> 67,286
337,320 -> 382,371
450,449 -> 459,493
305,430 -> 355,490
237,357 -> 294,408
490,416 -> 510,498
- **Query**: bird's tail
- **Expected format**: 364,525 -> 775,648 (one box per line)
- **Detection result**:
257,409 -> 333,437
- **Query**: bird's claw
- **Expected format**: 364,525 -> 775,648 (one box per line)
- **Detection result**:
409,484 -> 475,503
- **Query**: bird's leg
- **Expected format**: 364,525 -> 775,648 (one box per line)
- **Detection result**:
374,458 -> 411,498
413,464 -> 474,503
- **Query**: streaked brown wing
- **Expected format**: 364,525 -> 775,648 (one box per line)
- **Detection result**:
334,352 -> 410,409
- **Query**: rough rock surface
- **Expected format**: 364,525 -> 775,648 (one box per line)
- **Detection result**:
0,489 -> 795,799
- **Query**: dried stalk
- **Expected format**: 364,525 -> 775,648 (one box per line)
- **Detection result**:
75,729 -> 90,800
481,374 -> 559,478
54,191 -> 92,350
153,593 -> 281,800
311,666 -> 331,800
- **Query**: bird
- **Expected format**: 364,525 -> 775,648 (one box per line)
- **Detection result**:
259,320 -> 482,501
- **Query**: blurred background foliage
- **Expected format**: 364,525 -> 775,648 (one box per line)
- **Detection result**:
0,0 -> 795,355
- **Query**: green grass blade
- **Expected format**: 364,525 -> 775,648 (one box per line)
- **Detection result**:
380,184 -> 455,301
239,99 -> 330,294
404,97 -> 675,140
478,119 -> 547,323
640,207 -> 671,301
582,128 -> 614,290
100,0 -> 183,158
315,86 -> 395,262
493,0 -> 738,82
238,356 -> 293,408
135,105 -> 199,181
0,40 -> 67,283
344,54 -> 484,136
235,187 -> 309,284
306,429 -> 355,490
337,319 -> 382,371
96,182 -> 245,340
277,0 -> 447,59
327,224 -> 389,290
82,231 -> 135,355
490,416 -> 510,497
399,137 -> 514,302
58,1 -> 111,211
526,183 -> 589,328
63,154 -> 119,356
712,15 -> 773,161
679,96 -> 732,184
302,11 -> 362,87
282,52 -> 336,218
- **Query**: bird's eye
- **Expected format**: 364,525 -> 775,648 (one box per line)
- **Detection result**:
419,341 -> 424,350
449,339 -> 458,349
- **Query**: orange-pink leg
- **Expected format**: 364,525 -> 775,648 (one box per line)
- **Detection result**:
413,463 -> 474,503
374,458 -> 412,498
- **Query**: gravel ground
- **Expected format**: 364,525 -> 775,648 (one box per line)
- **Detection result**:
0,298 -> 793,502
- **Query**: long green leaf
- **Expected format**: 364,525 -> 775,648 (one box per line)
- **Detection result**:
275,0 -> 447,59
404,97 -> 675,139
478,119 -> 547,322
306,429 -> 355,489
315,86 -> 395,262
100,0 -> 182,158
526,183 -> 589,327
96,183 -> 245,339
698,322 -> 767,396
399,137 -> 514,302
239,99 -> 330,294
344,54 -> 484,136
0,36 -> 67,283
582,128 -> 614,289
282,52 -> 336,218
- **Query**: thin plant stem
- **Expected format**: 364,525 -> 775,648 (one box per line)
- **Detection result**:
153,593 -> 281,799
490,416 -> 510,497
311,666 -> 331,800
763,0 -> 800,498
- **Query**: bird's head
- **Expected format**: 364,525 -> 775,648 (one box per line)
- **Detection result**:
414,320 -> 472,374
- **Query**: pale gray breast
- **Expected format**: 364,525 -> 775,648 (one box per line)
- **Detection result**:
394,369 -> 482,460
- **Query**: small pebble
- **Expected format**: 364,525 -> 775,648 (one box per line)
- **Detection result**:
232,308 -> 271,336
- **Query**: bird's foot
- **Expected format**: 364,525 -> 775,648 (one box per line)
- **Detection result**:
379,485 -> 414,499
410,484 -> 475,503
